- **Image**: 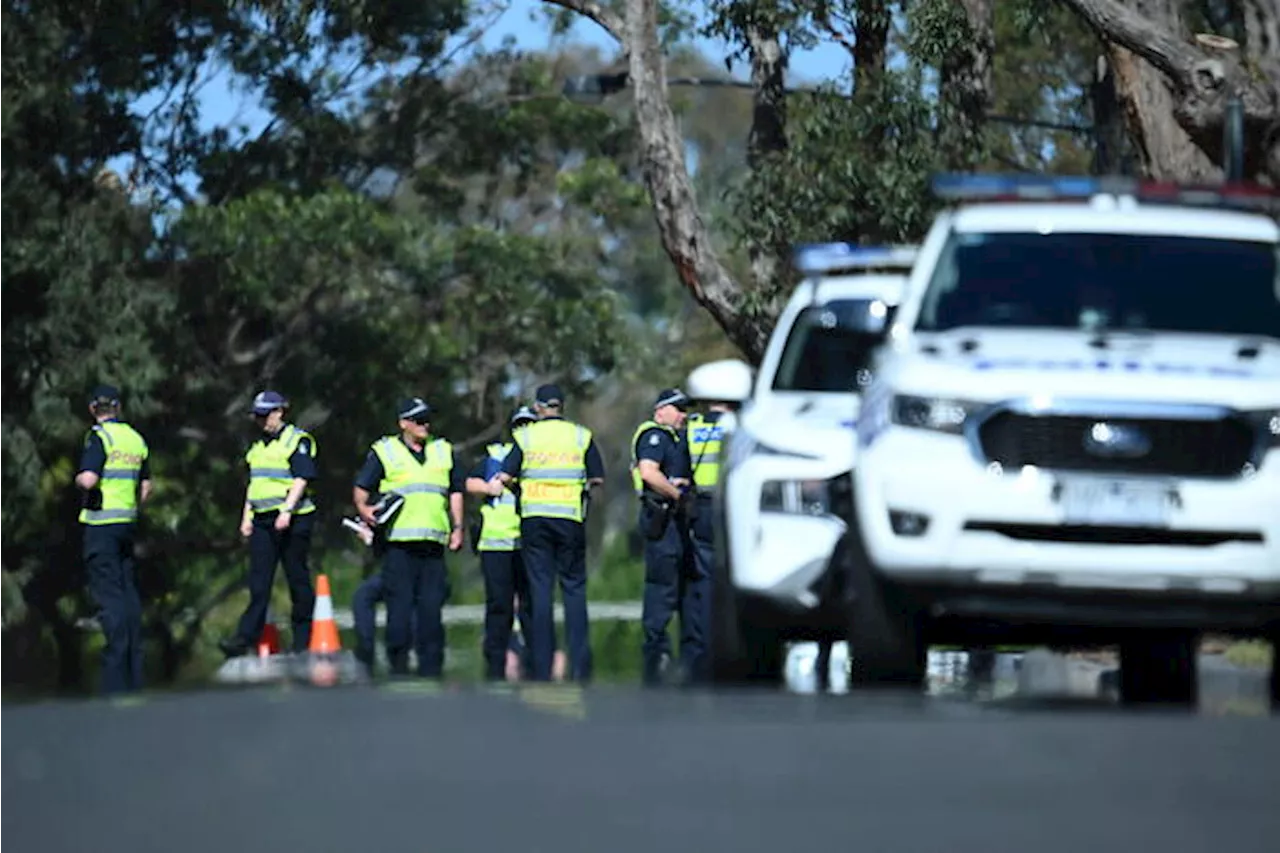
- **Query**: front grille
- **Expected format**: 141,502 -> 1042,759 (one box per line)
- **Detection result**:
976,411 -> 1256,478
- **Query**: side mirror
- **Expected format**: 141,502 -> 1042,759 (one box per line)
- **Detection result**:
686,358 -> 754,405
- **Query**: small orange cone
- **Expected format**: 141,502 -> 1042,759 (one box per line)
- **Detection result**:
308,574 -> 342,654
257,608 -> 282,658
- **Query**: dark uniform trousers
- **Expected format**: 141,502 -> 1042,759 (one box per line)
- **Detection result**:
84,523 -> 144,694
521,517 -> 591,682
236,510 -> 315,653
480,548 -> 532,680
383,541 -> 450,677
640,503 -> 707,686
687,494 -> 716,683
353,572 -> 420,666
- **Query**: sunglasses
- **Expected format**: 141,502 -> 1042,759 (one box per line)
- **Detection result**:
406,415 -> 431,426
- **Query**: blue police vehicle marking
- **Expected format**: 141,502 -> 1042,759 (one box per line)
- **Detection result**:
970,358 -> 1254,378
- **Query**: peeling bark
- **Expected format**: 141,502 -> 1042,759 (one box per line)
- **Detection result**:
1104,0 -> 1220,180
1058,0 -> 1280,183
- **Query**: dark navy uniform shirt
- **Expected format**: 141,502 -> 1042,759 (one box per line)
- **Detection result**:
78,418 -> 152,479
499,416 -> 606,480
635,423 -> 690,496
354,435 -> 466,495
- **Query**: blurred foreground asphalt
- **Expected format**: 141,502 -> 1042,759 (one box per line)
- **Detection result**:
4,682 -> 1279,853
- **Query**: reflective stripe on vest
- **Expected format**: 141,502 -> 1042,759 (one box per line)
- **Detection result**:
479,442 -> 521,551
244,424 -> 317,515
373,436 -> 452,543
80,421 -> 149,525
686,412 -> 724,489
512,420 -> 590,522
629,419 -> 679,495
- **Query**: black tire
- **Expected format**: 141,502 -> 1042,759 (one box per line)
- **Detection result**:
1118,630 -> 1198,707
1267,630 -> 1279,714
709,549 -> 784,686
844,503 -> 926,688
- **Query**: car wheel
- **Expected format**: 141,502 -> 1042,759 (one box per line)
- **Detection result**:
844,501 -> 926,688
710,554 -> 784,686
1118,630 -> 1198,707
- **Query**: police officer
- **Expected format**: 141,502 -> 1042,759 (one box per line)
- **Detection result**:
631,387 -> 701,686
683,399 -> 731,684
75,384 -> 152,694
490,384 -> 604,682
220,390 -> 318,658
466,405 -> 538,681
353,397 -> 465,678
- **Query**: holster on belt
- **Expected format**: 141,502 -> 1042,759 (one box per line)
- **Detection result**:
639,494 -> 672,541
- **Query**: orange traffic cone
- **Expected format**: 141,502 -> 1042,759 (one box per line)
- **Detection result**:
257,608 -> 282,658
308,574 -> 342,655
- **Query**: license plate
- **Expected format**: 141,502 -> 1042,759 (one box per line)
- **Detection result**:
1057,478 -> 1171,527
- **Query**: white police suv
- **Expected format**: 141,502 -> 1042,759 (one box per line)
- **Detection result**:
848,174 -> 1280,704
685,244 -> 918,684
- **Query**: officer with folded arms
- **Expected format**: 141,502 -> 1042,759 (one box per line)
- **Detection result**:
631,388 -> 701,686
353,397 -> 465,678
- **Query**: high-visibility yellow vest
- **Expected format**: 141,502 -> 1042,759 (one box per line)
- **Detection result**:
479,442 -> 521,551
245,424 -> 317,515
686,412 -> 725,489
79,421 -> 149,525
629,419 -> 680,495
372,435 -> 453,544
511,419 -> 591,522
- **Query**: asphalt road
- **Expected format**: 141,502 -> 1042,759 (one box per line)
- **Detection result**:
4,682 -> 1279,853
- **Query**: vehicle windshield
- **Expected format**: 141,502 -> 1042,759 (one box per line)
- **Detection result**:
915,231 -> 1280,339
772,301 -> 883,392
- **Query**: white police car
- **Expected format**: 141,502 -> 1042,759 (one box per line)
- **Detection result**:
847,174 -> 1280,704
685,244 -> 918,684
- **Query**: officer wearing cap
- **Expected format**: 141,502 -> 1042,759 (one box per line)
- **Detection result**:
221,390 -> 319,658
74,384 -> 152,694
631,388 -> 702,686
491,383 -> 604,682
353,397 -> 465,678
466,404 -> 538,680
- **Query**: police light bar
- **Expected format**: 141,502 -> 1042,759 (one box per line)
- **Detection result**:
931,173 -> 1280,213
792,243 -> 920,275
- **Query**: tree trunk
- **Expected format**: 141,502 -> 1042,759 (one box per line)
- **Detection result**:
744,22 -> 788,320
1104,0 -> 1220,180
853,0 -> 890,101
936,0 -> 995,169
1058,0 -> 1280,184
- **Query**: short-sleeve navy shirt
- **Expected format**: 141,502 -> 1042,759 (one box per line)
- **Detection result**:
354,436 -> 466,495
635,424 -> 690,494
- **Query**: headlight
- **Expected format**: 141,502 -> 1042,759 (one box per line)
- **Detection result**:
890,394 -> 985,434
760,479 -> 832,515
1243,409 -> 1280,449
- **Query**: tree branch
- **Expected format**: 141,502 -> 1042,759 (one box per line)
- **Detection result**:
623,0 -> 767,361
1056,0 -> 1198,80
541,0 -> 626,42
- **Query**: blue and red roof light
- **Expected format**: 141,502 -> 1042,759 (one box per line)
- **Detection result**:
792,243 -> 920,275
931,173 -> 1280,212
